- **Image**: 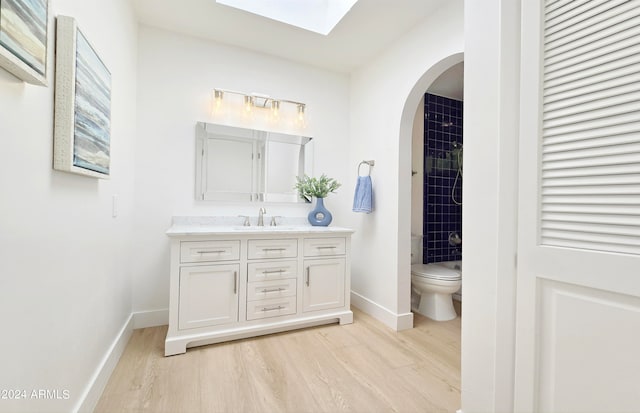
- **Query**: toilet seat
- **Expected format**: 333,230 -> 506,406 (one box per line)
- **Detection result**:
411,263 -> 461,281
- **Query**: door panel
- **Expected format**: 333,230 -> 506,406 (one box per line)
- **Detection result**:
537,280 -> 640,413
516,0 -> 640,411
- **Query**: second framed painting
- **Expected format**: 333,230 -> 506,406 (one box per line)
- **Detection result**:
0,0 -> 51,85
54,15 -> 111,179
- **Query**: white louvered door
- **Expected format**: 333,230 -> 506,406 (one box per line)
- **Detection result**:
515,1 -> 640,412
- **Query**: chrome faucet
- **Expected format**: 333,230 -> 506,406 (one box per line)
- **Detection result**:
258,207 -> 266,226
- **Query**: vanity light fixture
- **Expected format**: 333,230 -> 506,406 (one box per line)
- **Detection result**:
212,88 -> 306,123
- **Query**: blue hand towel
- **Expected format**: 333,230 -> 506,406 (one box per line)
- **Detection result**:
352,175 -> 373,213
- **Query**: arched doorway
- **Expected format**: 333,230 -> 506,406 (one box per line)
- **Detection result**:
397,52 -> 464,318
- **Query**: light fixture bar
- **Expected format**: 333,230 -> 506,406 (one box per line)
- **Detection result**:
213,88 -> 306,125
213,88 -> 305,108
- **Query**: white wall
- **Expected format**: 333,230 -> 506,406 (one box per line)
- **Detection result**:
347,0 -> 463,329
0,0 -> 138,412
133,26 -> 351,314
461,0 -> 520,411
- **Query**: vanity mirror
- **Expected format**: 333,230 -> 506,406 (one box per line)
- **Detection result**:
196,122 -> 313,202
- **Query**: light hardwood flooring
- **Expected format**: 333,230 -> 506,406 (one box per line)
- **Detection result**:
95,309 -> 461,413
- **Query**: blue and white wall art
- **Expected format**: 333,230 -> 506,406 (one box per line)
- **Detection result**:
54,16 -> 111,179
0,0 -> 49,85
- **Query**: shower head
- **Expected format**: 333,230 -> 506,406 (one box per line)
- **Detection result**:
451,141 -> 462,150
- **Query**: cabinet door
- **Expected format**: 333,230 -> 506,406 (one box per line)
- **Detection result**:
179,264 -> 239,330
303,258 -> 345,313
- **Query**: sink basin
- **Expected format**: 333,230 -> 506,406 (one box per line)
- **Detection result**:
231,225 -> 303,231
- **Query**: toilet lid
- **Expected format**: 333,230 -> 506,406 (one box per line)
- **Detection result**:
411,264 -> 461,281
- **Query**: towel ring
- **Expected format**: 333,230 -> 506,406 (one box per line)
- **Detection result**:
358,160 -> 375,176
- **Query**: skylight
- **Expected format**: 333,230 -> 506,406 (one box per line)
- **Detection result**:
216,0 -> 359,35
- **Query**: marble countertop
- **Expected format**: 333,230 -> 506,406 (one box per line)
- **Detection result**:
166,216 -> 354,237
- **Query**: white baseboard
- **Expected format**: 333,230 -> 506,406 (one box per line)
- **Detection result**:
72,309 -> 169,413
132,308 -> 169,329
73,314 -> 133,413
351,291 -> 414,331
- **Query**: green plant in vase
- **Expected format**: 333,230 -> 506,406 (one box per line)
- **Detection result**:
294,174 -> 341,226
294,174 -> 341,202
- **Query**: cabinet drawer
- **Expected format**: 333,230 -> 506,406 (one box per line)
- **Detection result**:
247,279 -> 297,301
247,260 -> 297,282
246,296 -> 297,321
248,239 -> 297,260
180,240 -> 240,263
303,237 -> 346,257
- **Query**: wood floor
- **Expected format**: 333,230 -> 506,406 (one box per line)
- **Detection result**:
95,309 -> 461,413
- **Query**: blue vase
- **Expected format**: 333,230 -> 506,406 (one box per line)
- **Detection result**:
308,197 -> 332,226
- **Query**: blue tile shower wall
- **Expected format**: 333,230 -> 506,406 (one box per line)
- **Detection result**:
423,93 -> 463,264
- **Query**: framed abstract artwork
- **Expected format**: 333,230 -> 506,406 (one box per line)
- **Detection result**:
0,0 -> 50,85
53,16 -> 111,179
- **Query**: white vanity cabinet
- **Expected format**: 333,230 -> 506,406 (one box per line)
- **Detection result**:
165,223 -> 353,356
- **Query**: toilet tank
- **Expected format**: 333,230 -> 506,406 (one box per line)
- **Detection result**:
411,235 -> 423,265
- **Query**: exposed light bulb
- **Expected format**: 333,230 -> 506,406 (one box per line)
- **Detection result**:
244,95 -> 254,113
214,90 -> 224,110
271,100 -> 280,118
297,104 -> 305,121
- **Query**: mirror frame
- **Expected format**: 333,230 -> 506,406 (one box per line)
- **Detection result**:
195,122 -> 313,202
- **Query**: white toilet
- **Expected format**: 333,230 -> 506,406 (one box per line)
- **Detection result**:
411,236 -> 462,321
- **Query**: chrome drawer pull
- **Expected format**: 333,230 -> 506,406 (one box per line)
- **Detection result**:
197,250 -> 225,254
306,267 -> 310,286
262,269 -> 284,274
261,287 -> 285,293
233,271 -> 238,294
262,305 -> 285,312
317,246 -> 337,249
262,248 -> 287,252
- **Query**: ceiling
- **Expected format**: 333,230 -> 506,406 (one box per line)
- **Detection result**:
133,0 -> 449,73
